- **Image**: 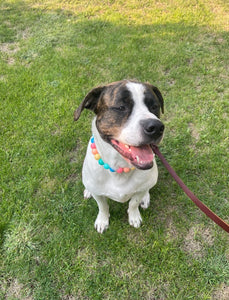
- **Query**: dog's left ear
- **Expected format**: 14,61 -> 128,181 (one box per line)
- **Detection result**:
149,84 -> 164,114
74,86 -> 105,121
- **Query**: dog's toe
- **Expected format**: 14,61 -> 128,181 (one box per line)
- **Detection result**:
94,213 -> 109,233
84,189 -> 92,199
128,209 -> 142,228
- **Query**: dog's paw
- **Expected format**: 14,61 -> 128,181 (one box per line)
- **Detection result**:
140,192 -> 150,209
84,189 -> 92,199
128,208 -> 142,228
94,213 -> 109,234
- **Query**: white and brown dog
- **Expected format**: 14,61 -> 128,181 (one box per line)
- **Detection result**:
74,80 -> 164,233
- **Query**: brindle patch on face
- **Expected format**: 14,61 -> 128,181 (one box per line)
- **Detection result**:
95,81 -> 134,142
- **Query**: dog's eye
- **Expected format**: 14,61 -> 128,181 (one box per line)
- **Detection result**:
112,106 -> 126,112
148,103 -> 158,112
118,106 -> 126,111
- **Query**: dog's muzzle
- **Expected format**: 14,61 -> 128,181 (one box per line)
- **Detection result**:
141,119 -> 165,141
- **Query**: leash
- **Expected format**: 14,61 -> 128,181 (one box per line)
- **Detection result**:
152,145 -> 229,233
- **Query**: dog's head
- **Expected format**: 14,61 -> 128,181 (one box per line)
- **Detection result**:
74,80 -> 164,170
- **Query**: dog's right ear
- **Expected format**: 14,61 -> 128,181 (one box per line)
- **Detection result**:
74,86 -> 105,121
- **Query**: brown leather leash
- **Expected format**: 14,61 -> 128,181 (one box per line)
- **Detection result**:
152,145 -> 229,233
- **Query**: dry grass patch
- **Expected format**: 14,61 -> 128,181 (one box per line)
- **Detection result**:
0,42 -> 20,64
2,279 -> 33,300
211,284 -> 229,300
1,0 -> 228,299
183,225 -> 215,258
40,177 -> 58,194
165,217 -> 180,242
188,122 -> 200,141
0,42 -> 19,53
62,295 -> 77,300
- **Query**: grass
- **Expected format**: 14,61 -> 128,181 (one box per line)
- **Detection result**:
0,0 -> 229,299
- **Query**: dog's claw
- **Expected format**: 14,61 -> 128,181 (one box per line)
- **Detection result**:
128,209 -> 142,228
84,189 -> 92,199
94,213 -> 109,233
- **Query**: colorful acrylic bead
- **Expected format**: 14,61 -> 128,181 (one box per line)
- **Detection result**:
92,149 -> 98,155
116,167 -> 123,173
94,154 -> 101,160
90,136 -> 135,174
98,159 -> 104,165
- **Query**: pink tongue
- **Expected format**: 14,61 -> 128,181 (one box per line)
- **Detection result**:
111,139 -> 154,169
129,144 -> 154,163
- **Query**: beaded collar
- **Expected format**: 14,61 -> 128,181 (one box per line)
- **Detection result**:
90,136 -> 135,173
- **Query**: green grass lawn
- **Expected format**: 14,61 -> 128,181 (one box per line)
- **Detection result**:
0,0 -> 229,299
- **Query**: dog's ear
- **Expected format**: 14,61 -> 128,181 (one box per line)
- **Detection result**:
74,86 -> 105,121
148,84 -> 164,114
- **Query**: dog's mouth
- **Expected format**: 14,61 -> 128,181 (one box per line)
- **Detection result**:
110,139 -> 155,170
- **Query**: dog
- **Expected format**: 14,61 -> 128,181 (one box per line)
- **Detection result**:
74,80 -> 164,233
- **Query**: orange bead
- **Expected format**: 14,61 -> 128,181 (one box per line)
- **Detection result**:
123,167 -> 130,173
92,149 -> 98,155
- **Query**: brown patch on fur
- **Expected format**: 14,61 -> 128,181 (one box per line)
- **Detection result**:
96,114 -> 124,140
74,79 -> 164,143
74,80 -> 135,121
95,82 -> 134,140
74,86 -> 105,121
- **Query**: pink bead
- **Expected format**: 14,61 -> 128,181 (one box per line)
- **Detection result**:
91,143 -> 96,149
116,167 -> 123,173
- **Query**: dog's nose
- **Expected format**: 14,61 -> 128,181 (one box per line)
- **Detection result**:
142,119 -> 164,137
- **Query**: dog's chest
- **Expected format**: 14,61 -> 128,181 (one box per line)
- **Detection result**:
82,145 -> 158,203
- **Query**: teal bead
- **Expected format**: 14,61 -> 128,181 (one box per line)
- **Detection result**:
104,163 -> 109,169
98,159 -> 104,165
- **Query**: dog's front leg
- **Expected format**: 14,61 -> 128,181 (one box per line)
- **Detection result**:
93,195 -> 110,233
128,191 -> 148,228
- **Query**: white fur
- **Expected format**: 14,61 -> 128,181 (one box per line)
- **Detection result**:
81,81 -> 162,233
117,82 -> 160,146
82,119 -> 158,233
